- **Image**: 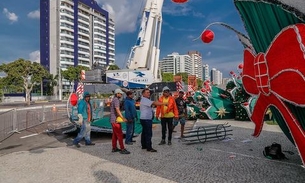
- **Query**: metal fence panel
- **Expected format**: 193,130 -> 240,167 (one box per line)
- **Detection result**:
0,104 -> 69,142
0,110 -> 14,142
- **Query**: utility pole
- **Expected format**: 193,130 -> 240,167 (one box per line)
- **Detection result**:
57,3 -> 62,101
58,66 -> 62,100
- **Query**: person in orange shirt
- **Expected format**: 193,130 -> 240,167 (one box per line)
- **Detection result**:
156,86 -> 178,145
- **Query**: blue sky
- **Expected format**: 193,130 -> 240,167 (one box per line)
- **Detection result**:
0,0 -> 247,77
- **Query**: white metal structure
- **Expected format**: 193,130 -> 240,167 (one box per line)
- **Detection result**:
106,0 -> 164,88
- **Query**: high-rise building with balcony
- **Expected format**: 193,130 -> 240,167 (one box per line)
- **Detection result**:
188,51 -> 203,80
210,68 -> 223,85
202,64 -> 210,81
159,52 -> 192,75
40,0 -> 115,94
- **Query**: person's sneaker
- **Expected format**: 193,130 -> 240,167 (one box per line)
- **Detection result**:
158,140 -> 166,145
125,142 -> 133,145
142,147 -> 147,149
74,143 -> 81,148
85,143 -> 95,146
131,140 -> 136,142
147,148 -> 157,152
112,148 -> 120,152
120,149 -> 130,154
168,141 -> 172,145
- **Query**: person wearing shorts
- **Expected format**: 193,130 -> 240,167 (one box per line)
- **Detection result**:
173,91 -> 187,138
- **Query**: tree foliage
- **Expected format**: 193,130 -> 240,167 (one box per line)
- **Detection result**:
197,78 -> 203,89
0,77 -> 3,101
161,72 -> 173,82
61,65 -> 89,83
176,72 -> 188,83
0,58 -> 48,105
107,64 -> 120,70
45,73 -> 58,95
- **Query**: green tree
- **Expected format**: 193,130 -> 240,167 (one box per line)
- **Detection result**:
0,77 -> 3,102
107,64 -> 120,70
61,65 -> 89,92
0,58 -> 48,105
161,72 -> 173,82
176,72 -> 188,83
197,78 -> 203,89
45,74 -> 58,96
0,73 -> 23,93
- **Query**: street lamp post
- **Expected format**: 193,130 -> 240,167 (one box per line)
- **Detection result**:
58,67 -> 62,100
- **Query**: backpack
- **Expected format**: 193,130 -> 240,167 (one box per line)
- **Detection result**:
263,142 -> 288,160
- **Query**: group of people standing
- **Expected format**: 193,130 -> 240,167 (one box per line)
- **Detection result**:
73,86 -> 187,155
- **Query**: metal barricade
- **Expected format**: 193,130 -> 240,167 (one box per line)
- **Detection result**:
0,104 -> 69,142
0,109 -> 16,142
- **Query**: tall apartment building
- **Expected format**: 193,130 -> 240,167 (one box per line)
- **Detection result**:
222,78 -> 231,85
159,51 -> 203,80
159,52 -> 192,75
210,68 -> 223,85
40,0 -> 115,93
188,51 -> 203,80
202,64 -> 210,81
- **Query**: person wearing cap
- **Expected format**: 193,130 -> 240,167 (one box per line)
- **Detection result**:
156,86 -> 179,145
124,90 -> 137,145
173,90 -> 187,138
73,91 -> 95,148
140,88 -> 165,152
110,88 -> 130,154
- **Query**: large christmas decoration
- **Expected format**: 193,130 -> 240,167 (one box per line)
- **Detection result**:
186,72 -> 251,121
193,0 -> 305,165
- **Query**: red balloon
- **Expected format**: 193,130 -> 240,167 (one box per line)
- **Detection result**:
230,71 -> 234,75
172,0 -> 188,3
238,63 -> 243,69
70,93 -> 78,106
201,30 -> 214,43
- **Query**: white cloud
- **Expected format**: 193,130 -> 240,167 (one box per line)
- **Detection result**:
29,50 -> 40,63
28,10 -> 40,19
96,0 -> 145,34
3,8 -> 18,23
187,35 -> 195,39
162,3 -> 194,17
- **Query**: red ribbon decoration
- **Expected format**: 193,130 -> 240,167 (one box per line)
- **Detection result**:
242,23 -> 305,165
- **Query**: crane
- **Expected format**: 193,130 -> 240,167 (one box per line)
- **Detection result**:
106,0 -> 164,89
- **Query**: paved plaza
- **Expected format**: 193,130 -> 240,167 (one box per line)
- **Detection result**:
0,119 -> 304,183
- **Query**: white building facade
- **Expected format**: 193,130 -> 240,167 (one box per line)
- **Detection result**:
159,52 -> 192,75
202,64 -> 210,81
210,68 -> 223,85
40,0 -> 115,93
187,51 -> 203,80
160,51 -> 203,80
